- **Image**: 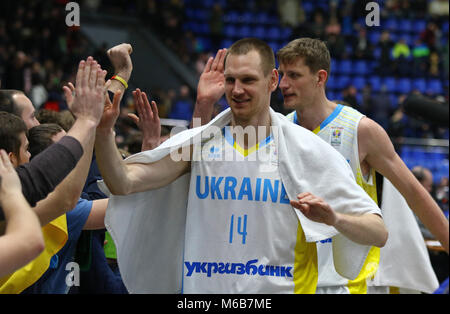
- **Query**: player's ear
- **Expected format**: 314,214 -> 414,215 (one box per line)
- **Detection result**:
317,70 -> 328,87
270,69 -> 279,92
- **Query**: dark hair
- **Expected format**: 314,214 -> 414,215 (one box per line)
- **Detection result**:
0,90 -> 25,116
0,111 -> 28,156
28,123 -> 64,160
225,38 -> 275,76
36,109 -> 75,132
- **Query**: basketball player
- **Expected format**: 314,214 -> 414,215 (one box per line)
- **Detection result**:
95,38 -> 387,293
277,38 -> 448,293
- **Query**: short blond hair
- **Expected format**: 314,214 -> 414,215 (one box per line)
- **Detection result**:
277,38 -> 331,75
225,38 -> 275,76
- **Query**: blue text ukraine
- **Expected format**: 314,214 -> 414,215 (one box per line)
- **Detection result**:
195,176 -> 290,204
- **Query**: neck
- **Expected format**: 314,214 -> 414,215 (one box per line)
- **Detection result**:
230,109 -> 271,149
296,97 -> 337,131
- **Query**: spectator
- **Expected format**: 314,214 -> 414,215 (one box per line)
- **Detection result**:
371,85 -> 393,130
412,38 -> 431,77
392,38 -> 411,76
376,30 -> 395,76
277,0 -> 305,29
20,123 -> 113,294
352,27 -> 373,60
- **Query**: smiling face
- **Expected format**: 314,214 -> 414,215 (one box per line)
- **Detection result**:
224,49 -> 278,124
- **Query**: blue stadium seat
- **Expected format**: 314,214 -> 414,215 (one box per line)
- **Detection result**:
336,75 -> 351,90
224,11 -> 239,24
326,75 -> 338,90
383,77 -> 396,92
256,12 -> 270,24
253,26 -> 266,39
368,30 -> 381,45
238,25 -> 251,38
398,19 -> 413,33
224,25 -> 238,38
397,78 -> 412,94
266,26 -> 281,41
339,60 -> 352,75
413,78 -> 427,93
354,60 -> 370,75
413,19 -> 427,33
383,18 -> 398,31
427,79 -> 443,95
352,76 -> 366,90
368,76 -> 381,92
220,39 -> 234,49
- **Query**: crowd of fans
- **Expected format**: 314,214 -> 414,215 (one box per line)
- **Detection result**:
0,0 -> 448,293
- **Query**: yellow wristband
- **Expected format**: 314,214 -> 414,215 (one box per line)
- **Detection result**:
111,75 -> 128,89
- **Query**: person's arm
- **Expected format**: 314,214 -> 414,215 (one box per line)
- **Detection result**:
95,89 -> 190,195
291,192 -> 388,247
128,88 -> 161,151
0,150 -> 45,277
14,136 -> 83,207
359,117 -> 449,253
191,49 -> 227,127
82,198 -> 109,230
33,57 -> 107,226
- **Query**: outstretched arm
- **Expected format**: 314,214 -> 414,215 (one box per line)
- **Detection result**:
191,49 -> 227,127
33,57 -> 107,226
359,117 -> 449,253
95,89 -> 190,195
291,192 -> 388,247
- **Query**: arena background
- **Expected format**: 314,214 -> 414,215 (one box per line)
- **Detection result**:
0,0 -> 448,291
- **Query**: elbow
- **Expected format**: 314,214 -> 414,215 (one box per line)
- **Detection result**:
375,229 -> 389,248
26,233 -> 45,261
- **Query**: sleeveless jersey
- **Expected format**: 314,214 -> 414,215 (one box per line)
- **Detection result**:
182,126 -> 318,293
286,105 -> 380,294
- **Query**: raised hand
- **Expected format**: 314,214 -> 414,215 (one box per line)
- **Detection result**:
97,89 -> 122,134
107,43 -> 133,82
290,192 -> 338,226
196,48 -> 227,107
129,88 -> 161,151
69,57 -> 107,126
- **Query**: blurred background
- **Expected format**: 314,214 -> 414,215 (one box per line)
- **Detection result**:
0,0 -> 448,213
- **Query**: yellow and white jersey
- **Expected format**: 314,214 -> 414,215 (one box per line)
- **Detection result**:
287,105 -> 380,294
183,126 -> 318,293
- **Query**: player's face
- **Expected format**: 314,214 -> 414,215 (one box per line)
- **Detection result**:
224,50 -> 277,123
278,57 -> 319,110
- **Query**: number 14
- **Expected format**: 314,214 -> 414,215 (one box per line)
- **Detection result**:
229,214 -> 248,245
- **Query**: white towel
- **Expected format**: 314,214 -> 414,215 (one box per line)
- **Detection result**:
102,108 -> 382,293
368,178 -> 439,293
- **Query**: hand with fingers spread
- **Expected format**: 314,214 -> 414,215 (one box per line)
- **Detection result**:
192,49 -> 227,126
290,192 -> 337,226
129,88 -> 161,151
69,56 -> 108,126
